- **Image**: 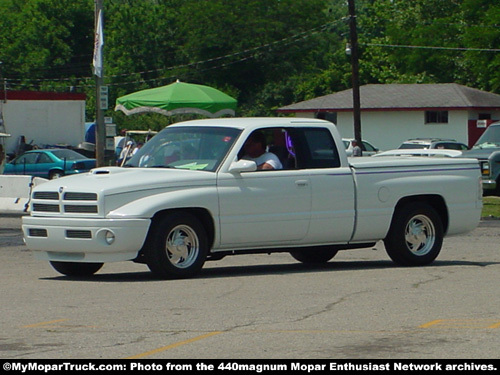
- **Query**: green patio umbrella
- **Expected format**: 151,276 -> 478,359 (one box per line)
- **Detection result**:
115,80 -> 237,117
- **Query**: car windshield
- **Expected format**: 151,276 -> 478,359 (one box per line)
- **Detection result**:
125,126 -> 241,172
50,149 -> 88,160
473,125 -> 500,149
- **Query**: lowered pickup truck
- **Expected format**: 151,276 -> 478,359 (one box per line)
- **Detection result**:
22,118 -> 482,278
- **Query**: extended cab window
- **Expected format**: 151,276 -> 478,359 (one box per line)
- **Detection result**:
290,128 -> 340,169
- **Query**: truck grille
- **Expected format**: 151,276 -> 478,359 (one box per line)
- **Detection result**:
31,190 -> 99,216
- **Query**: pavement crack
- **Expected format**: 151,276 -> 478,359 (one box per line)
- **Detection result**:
293,290 -> 368,323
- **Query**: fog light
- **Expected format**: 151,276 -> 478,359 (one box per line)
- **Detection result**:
104,230 -> 115,245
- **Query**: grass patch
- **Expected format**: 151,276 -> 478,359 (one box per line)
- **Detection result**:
482,196 -> 500,218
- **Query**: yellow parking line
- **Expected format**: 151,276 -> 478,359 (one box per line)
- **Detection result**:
125,331 -> 223,359
420,319 -> 500,329
419,319 -> 444,328
22,319 -> 68,328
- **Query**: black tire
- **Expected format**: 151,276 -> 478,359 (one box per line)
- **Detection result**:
290,248 -> 338,264
49,170 -> 64,179
50,261 -> 103,276
384,202 -> 443,266
145,212 -> 208,279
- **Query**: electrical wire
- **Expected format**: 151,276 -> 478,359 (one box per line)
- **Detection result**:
363,43 -> 500,53
4,18 -> 346,90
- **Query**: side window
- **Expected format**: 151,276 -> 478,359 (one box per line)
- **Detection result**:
362,142 -> 376,152
239,128 -> 293,170
37,153 -> 52,163
17,153 -> 38,165
290,128 -> 340,169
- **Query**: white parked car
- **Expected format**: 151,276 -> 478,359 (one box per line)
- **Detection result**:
398,138 -> 469,151
22,118 -> 482,279
343,138 -> 379,156
373,149 -> 464,158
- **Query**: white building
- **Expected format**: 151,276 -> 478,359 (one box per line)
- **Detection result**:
277,83 -> 500,150
0,90 -> 86,156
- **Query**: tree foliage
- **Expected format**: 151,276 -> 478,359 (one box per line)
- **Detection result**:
0,0 -> 499,130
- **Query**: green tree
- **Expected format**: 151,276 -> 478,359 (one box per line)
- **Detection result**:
461,0 -> 500,91
0,0 -> 93,83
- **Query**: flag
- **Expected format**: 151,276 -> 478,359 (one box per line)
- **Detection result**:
93,10 -> 104,77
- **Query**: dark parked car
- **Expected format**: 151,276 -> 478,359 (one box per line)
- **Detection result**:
3,149 -> 96,179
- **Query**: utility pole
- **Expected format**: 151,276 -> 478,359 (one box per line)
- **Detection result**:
94,0 -> 105,167
347,0 -> 362,146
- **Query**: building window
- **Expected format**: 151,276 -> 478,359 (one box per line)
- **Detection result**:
478,113 -> 491,120
425,111 -> 448,124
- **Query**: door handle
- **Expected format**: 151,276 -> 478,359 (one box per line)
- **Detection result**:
295,180 -> 308,187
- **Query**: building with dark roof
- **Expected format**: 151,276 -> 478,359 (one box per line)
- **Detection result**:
277,83 -> 500,150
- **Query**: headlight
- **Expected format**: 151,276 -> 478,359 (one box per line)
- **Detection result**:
480,161 -> 490,176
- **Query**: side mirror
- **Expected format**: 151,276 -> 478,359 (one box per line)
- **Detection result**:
228,159 -> 257,173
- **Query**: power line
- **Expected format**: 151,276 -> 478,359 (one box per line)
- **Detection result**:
5,18 -> 345,88
364,43 -> 500,53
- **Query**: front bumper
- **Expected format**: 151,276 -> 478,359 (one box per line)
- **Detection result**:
482,178 -> 497,191
22,216 -> 151,263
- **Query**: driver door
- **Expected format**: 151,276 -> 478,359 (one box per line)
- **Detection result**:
217,127 -> 311,248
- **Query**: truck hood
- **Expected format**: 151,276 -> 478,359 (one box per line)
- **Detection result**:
37,167 -> 216,196
462,148 -> 500,160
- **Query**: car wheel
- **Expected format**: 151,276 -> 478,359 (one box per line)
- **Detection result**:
290,248 -> 338,264
50,261 -> 103,276
384,202 -> 443,266
49,170 -> 64,179
145,212 -> 208,279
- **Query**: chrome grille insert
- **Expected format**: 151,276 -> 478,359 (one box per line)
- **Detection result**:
33,192 -> 59,200
33,203 -> 60,212
64,205 -> 98,214
63,192 -> 97,201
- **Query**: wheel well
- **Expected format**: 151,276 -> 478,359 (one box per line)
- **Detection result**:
49,169 -> 64,176
151,208 -> 215,248
393,195 -> 449,234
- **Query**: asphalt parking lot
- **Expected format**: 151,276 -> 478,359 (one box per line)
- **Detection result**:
1,215 -> 499,359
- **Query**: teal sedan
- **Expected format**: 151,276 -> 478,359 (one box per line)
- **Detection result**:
3,149 -> 96,179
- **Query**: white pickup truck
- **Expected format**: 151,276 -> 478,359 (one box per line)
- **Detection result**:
22,118 -> 482,278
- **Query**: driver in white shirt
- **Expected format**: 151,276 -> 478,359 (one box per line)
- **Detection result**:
242,131 -> 283,170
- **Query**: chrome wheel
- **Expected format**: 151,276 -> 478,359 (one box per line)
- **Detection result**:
405,214 -> 436,256
165,225 -> 200,269
384,202 -> 443,266
146,212 -> 208,279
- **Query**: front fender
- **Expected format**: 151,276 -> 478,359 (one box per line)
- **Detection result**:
106,186 -> 219,219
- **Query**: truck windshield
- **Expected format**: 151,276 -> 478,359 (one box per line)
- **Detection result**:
473,124 -> 500,149
125,126 -> 241,172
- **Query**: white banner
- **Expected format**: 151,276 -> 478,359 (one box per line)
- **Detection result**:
92,9 -> 104,77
